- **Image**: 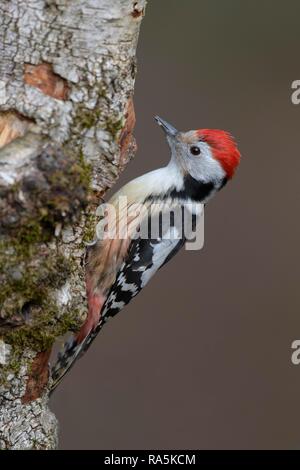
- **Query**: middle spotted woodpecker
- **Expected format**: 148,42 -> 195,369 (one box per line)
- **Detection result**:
51,116 -> 241,391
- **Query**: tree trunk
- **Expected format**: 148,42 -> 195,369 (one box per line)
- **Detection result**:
0,0 -> 146,450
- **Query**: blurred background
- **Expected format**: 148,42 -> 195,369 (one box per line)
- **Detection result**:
51,0 -> 300,449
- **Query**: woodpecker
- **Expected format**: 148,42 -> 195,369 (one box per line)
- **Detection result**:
51,116 -> 241,392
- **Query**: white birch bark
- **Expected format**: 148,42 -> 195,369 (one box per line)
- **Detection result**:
0,0 -> 146,449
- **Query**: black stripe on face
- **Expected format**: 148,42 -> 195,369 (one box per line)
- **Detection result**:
145,175 -> 228,204
145,178 -> 214,203
169,175 -> 215,202
218,177 -> 228,190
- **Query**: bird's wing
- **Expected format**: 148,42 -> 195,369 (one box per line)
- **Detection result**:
101,230 -> 186,320
77,206 -> 187,359
50,199 -> 189,392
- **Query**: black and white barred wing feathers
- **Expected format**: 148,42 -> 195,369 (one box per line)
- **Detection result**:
81,204 -> 188,355
102,227 -> 186,321
51,199 -> 187,391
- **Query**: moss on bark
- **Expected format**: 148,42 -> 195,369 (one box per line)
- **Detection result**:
0,145 -> 92,351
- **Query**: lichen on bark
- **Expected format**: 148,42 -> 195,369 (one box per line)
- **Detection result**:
0,0 -> 146,450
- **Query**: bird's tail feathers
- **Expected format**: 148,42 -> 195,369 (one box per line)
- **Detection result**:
50,320 -> 105,395
50,337 -> 82,394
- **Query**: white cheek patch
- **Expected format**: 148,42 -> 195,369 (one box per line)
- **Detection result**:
185,142 -> 226,183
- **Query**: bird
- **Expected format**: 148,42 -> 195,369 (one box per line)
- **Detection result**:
51,116 -> 241,392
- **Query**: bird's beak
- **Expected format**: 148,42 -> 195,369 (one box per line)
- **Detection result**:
155,116 -> 178,137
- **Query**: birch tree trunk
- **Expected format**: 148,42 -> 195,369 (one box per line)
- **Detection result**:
0,0 -> 146,450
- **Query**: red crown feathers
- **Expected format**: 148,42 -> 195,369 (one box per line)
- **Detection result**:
197,129 -> 241,179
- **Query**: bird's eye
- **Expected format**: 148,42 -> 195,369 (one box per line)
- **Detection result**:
190,145 -> 201,156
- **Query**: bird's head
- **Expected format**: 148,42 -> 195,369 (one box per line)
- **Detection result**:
155,116 -> 241,187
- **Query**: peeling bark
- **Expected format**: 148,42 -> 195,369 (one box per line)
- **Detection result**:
0,112 -> 32,148
24,63 -> 70,101
0,0 -> 146,450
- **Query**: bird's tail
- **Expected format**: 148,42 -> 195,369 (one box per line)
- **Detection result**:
50,319 -> 105,395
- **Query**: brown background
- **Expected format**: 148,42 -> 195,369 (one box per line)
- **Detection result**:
51,0 -> 300,449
